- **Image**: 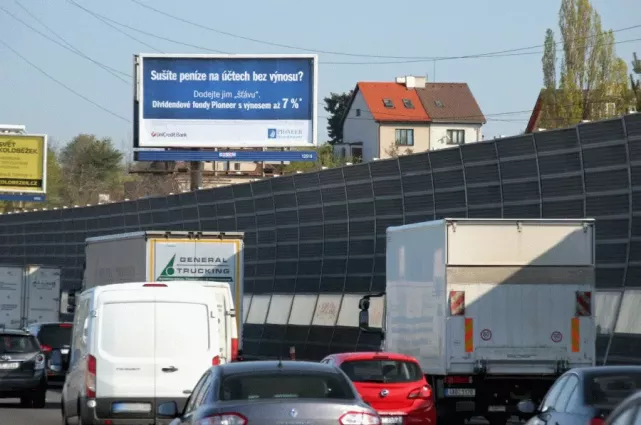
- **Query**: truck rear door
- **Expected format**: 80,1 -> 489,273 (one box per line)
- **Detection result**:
24,266 -> 61,325
447,284 -> 594,374
0,267 -> 24,329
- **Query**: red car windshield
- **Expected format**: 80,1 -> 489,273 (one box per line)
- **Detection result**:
340,359 -> 423,384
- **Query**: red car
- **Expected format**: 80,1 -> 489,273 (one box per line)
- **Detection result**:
321,352 -> 435,425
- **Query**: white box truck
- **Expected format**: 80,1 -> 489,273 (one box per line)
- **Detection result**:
0,265 -> 61,329
358,218 -> 596,425
80,231 -> 244,353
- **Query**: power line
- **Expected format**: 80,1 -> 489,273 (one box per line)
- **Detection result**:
0,37 -> 131,123
66,0 -> 163,53
1,3 -> 129,83
128,0 -> 641,62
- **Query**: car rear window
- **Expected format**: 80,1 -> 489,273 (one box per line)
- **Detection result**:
220,372 -> 354,401
36,325 -> 72,348
340,359 -> 423,383
0,334 -> 39,354
586,372 -> 641,407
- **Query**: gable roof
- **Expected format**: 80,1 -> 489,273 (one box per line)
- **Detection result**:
414,83 -> 486,124
525,91 -> 545,133
353,82 -> 431,122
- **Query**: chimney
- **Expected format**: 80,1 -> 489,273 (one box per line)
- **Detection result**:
395,75 -> 426,89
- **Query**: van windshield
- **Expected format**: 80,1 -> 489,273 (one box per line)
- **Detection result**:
340,359 -> 423,383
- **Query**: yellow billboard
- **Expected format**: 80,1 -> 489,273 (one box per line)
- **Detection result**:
0,134 -> 47,193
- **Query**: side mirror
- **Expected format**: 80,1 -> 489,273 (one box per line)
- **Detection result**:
157,401 -> 180,418
358,310 -> 370,331
517,400 -> 537,414
358,298 -> 370,311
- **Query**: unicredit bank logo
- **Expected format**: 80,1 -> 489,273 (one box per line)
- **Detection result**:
151,131 -> 187,138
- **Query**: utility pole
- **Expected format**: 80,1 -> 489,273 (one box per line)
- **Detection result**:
190,148 -> 202,191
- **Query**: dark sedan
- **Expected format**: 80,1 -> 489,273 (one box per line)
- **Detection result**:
517,366 -> 641,425
158,360 -> 382,425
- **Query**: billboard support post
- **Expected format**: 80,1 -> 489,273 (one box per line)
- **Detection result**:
190,149 -> 203,191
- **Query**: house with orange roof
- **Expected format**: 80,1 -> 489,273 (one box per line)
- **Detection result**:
337,76 -> 485,162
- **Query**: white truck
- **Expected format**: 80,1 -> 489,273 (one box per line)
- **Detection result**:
0,265 -> 62,329
358,218 -> 596,425
77,230 -> 245,356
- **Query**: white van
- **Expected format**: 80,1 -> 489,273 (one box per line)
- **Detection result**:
61,281 -> 231,425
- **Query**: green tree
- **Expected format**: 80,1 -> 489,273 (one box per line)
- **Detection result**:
324,91 -> 353,144
632,52 -> 641,111
59,134 -> 123,205
539,0 -> 630,129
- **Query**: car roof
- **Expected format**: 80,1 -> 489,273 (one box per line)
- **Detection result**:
327,352 -> 420,363
0,328 -> 31,336
568,366 -> 641,377
215,360 -> 340,375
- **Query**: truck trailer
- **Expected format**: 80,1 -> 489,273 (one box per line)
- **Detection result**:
80,231 -> 245,341
0,265 -> 62,329
358,218 -> 596,425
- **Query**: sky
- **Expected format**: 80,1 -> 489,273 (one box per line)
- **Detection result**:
0,0 -> 639,155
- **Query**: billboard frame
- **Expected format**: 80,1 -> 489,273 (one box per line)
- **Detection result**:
133,53 -> 319,149
0,133 -> 48,194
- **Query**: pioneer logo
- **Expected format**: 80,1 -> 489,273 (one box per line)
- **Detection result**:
151,131 -> 187,138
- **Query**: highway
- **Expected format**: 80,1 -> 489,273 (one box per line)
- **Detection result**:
0,384 -> 62,425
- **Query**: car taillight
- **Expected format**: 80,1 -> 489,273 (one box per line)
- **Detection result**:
86,354 -> 96,398
231,338 -> 239,361
445,376 -> 472,384
339,412 -> 381,425
40,344 -> 52,353
196,413 -> 247,425
60,323 -> 72,328
212,356 -> 221,366
408,385 -> 432,399
590,417 -> 606,425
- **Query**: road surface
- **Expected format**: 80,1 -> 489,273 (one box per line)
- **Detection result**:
0,384 -> 62,425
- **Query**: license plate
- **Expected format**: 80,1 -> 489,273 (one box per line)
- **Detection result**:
488,406 -> 507,412
112,402 -> 152,413
0,362 -> 19,370
445,388 -> 476,397
381,416 -> 403,424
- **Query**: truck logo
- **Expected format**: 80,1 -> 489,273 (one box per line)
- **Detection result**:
157,254 -> 233,282
380,389 -> 389,397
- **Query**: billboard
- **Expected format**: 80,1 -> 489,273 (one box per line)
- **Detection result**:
0,134 -> 47,194
134,54 -> 318,149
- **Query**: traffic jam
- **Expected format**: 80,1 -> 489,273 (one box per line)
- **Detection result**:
1,219 -> 641,425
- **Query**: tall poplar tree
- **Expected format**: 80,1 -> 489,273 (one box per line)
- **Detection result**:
539,0 -> 630,129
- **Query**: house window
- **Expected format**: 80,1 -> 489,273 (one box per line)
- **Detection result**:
341,147 -> 347,158
383,98 -> 394,108
447,129 -> 465,145
605,102 -> 616,117
395,129 -> 414,146
351,147 -> 363,163
234,162 -> 241,171
402,98 -> 414,109
355,108 -> 361,117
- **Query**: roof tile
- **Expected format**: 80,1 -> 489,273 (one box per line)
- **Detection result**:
415,83 -> 485,123
357,82 -> 430,122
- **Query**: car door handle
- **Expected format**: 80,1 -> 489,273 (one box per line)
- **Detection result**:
161,366 -> 178,373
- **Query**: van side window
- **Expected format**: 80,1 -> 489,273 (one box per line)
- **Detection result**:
70,297 -> 90,367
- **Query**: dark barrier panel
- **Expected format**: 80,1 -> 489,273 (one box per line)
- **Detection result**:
0,114 -> 639,363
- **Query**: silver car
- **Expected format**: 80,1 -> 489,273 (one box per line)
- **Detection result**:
157,360 -> 382,425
